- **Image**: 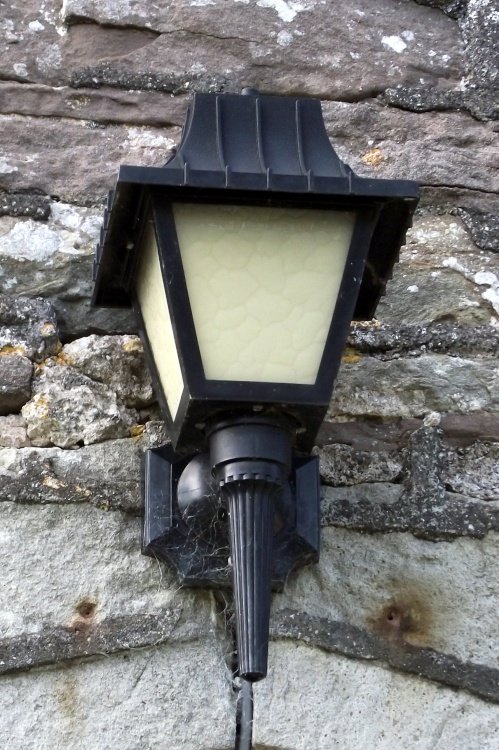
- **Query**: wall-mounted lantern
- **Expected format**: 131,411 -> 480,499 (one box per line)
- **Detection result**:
92,89 -> 418,743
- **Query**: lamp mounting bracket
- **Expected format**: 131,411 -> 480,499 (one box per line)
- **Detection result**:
142,444 -> 320,591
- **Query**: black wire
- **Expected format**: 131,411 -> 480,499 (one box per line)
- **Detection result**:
235,679 -> 253,750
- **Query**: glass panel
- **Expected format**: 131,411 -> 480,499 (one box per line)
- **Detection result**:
174,204 -> 355,385
136,221 -> 184,418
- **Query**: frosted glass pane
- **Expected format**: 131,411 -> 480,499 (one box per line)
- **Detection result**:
174,204 -> 355,385
136,222 -> 184,418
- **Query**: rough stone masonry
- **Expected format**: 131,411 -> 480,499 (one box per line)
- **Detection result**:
0,1 -> 498,748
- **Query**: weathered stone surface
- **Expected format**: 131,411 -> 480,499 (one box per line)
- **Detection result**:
0,501 -> 212,638
459,207 -> 499,253
461,0 -> 499,120
0,203 -> 101,298
0,355 -> 32,415
52,298 -> 136,340
1,106 -> 496,211
276,527 -> 499,669
0,415 -> 29,448
348,322 -> 499,357
61,335 -> 153,408
0,191 -> 50,220
0,82 -> 186,128
383,0 -> 499,121
367,211 -> 499,329
0,1 -> 65,86
378,268 -> 494,325
0,115 -> 179,205
318,443 -> 403,486
446,441 -> 499,500
414,0 -> 467,20
318,413 -> 499,450
0,639 -> 234,750
319,425 -> 499,539
22,364 -> 135,447
253,642 -> 499,749
62,0 -> 463,98
331,354 -> 499,419
0,296 -> 60,362
323,102 -> 499,195
272,609 -> 499,703
370,212 -> 499,325
0,438 -> 142,512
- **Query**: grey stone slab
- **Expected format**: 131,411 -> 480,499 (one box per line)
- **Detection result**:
0,115 -> 179,205
253,641 -> 499,749
0,204 -> 101,298
271,609 -> 499,703
0,438 -> 142,512
446,441 -> 499,500
0,638 -> 234,750
348,322 -> 499,357
331,353 -> 499,419
52,298 -> 136,340
318,443 -> 404,486
376,212 -> 499,324
323,102 -> 499,194
0,82 -> 186,127
275,527 -> 499,669
0,415 -> 29,448
0,501 -> 212,639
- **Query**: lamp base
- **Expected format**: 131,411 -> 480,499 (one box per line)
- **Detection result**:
142,445 -> 320,591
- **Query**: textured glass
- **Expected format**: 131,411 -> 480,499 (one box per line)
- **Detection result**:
136,221 -> 184,418
174,203 -> 355,385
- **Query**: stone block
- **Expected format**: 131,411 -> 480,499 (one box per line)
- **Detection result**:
253,642 -> 499,749
0,501 -> 211,639
275,527 -> 499,669
0,414 -> 29,447
61,0 -> 463,101
0,354 -> 32,414
0,204 -> 101,299
0,82 -> 187,128
61,335 -> 153,408
318,443 -> 403,486
22,364 -> 135,447
0,639 -> 234,750
323,102 -> 499,195
0,295 -> 60,362
0,116 -> 179,205
0,438 -> 142,512
376,212 -> 499,324
52,297 -> 136,340
331,353 -> 499,419
445,441 -> 499,500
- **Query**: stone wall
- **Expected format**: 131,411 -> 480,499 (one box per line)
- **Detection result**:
1,1 -> 498,748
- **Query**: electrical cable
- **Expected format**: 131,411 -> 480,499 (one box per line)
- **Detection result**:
235,678 -> 253,750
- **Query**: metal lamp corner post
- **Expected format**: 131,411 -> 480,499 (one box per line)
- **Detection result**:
92,89 -> 419,741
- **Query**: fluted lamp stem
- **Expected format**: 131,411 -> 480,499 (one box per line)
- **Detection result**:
209,418 -> 293,681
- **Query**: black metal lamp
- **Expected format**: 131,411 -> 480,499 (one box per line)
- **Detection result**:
92,91 -> 419,690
